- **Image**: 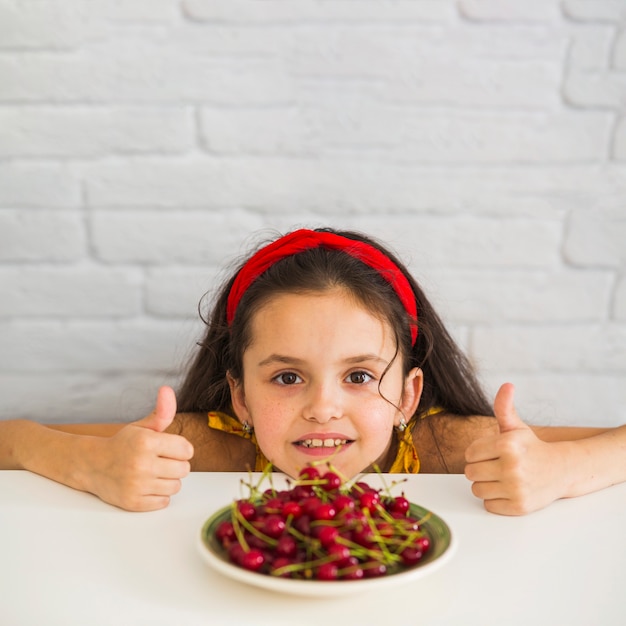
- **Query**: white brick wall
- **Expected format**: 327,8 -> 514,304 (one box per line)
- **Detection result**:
1,0 -> 625,427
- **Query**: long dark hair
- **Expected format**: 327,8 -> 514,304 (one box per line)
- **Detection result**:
177,227 -> 493,421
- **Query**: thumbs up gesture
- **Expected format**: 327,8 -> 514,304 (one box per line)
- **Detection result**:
464,383 -> 560,515
88,386 -> 194,511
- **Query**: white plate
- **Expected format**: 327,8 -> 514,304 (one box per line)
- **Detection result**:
198,502 -> 455,597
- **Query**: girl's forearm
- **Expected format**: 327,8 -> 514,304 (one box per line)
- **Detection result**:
0,419 -> 98,493
556,425 -> 626,499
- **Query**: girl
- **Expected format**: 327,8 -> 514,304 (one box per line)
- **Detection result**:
2,228 -> 625,515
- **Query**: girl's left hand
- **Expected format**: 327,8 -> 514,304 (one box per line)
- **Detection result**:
464,383 -> 565,515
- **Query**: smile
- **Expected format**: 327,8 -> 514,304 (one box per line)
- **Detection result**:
298,438 -> 350,449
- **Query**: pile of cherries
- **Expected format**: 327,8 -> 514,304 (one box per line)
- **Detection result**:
214,465 -> 431,581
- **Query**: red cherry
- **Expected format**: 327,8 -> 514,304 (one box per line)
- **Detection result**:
320,472 -> 342,491
312,502 -> 336,521
416,536 -> 431,553
359,491 -> 380,512
237,501 -> 256,521
316,525 -> 339,547
262,515 -> 286,539
389,496 -> 410,515
215,520 -> 235,544
401,546 -> 423,566
281,501 -> 302,519
240,549 -> 265,572
275,534 -> 297,557
326,542 -> 351,565
317,562 -> 339,580
332,494 -> 355,515
298,466 -> 320,481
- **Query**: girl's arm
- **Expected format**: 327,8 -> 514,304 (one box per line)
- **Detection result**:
463,383 -> 626,515
0,387 -> 194,512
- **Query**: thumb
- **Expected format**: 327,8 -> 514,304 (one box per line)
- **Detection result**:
135,386 -> 177,433
493,382 -> 527,434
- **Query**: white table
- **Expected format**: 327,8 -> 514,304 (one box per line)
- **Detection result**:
1,471 -> 625,626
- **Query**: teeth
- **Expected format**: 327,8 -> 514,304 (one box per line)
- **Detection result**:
301,438 -> 347,449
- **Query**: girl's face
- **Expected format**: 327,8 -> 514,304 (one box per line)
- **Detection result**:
228,289 -> 423,479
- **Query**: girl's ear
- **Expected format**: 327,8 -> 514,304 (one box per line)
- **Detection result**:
397,367 -> 423,425
227,372 -> 252,426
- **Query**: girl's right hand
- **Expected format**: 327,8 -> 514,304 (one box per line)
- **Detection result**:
88,386 -> 194,512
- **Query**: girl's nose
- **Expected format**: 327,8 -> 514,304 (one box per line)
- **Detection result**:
302,381 -> 342,423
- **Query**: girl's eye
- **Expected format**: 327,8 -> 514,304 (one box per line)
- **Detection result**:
274,372 -> 302,385
346,371 -> 373,385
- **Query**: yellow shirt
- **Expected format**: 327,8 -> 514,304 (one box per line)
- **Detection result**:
207,409 -> 442,474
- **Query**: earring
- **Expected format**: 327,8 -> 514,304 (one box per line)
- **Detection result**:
242,421 -> 253,434
396,417 -> 407,432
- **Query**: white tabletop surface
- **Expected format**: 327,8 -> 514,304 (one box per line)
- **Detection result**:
1,470 -> 625,626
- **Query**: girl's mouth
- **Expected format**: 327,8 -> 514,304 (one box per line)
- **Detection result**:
297,438 -> 351,449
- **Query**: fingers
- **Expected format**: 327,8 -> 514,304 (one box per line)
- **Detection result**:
493,383 -> 527,434
134,386 -> 178,433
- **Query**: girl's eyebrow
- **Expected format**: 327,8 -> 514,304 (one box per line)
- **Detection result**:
257,354 -> 388,367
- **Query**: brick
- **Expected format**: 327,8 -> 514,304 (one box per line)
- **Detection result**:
0,50 -> 292,104
0,319 -> 192,372
479,373 -> 626,427
291,24 -> 567,79
304,108 -> 611,162
459,0 -> 561,21
427,269 -> 613,324
84,157 -> 626,214
564,209 -> 626,267
0,1 -> 90,50
200,107 -> 316,155
84,0 -> 179,21
296,61 -> 560,109
564,70 -> 626,107
0,268 -> 142,317
90,210 -> 263,263
562,1 -> 626,22
183,0 -> 455,22
568,25 -> 614,69
145,268 -> 225,317
0,211 -> 85,261
614,276 -> 626,320
0,163 -> 80,208
0,372 -> 177,422
315,215 -> 563,270
614,29 -> 626,70
471,324 -> 626,372
0,107 -> 194,157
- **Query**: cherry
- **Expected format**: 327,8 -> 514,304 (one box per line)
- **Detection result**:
281,501 -> 302,519
400,546 -> 424,566
215,520 -> 235,544
320,472 -> 342,491
364,562 -> 387,578
342,565 -> 365,580
240,549 -> 265,572
262,515 -> 286,538
316,524 -> 339,547
301,496 -> 323,517
298,466 -> 320,481
326,542 -> 351,565
237,501 -> 256,521
359,491 -> 380,512
416,536 -> 431,552
311,502 -> 336,521
389,495 -> 410,515
317,562 -> 339,581
275,534 -> 297,557
271,557 -> 293,577
332,494 -> 356,515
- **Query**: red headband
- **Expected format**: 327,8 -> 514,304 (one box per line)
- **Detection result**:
226,229 -> 418,346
